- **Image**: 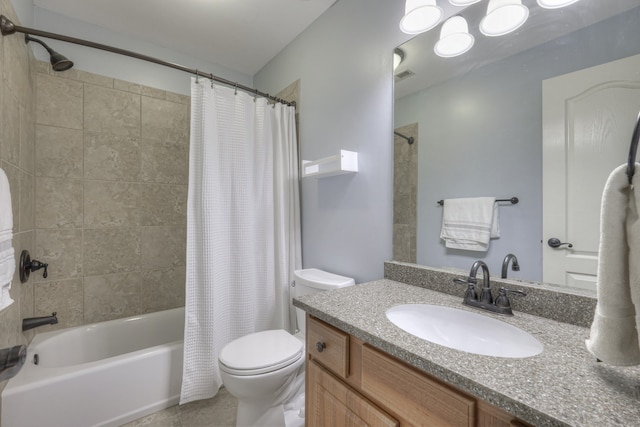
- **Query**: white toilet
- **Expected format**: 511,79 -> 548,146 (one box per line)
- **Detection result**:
218,268 -> 355,427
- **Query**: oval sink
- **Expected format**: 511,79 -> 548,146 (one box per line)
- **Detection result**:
386,304 -> 543,358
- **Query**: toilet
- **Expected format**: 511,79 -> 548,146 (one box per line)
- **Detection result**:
218,268 -> 355,427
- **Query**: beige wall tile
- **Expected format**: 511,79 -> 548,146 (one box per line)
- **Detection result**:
141,183 -> 187,226
35,177 -> 83,228
34,278 -> 83,330
114,79 -> 141,95
36,125 -> 83,178
83,227 -> 141,276
19,170 -> 34,231
35,228 -> 83,282
20,101 -> 36,174
1,83 -> 20,166
141,267 -> 185,313
141,85 -> 166,100
84,85 -> 140,137
140,139 -> 189,184
84,181 -> 140,228
84,132 -> 140,181
84,272 -> 142,323
36,73 -> 83,129
141,96 -> 189,142
141,226 -> 186,269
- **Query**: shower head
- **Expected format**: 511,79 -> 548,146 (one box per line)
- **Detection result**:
25,34 -> 73,72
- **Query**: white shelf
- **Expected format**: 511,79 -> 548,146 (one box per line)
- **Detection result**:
302,150 -> 358,178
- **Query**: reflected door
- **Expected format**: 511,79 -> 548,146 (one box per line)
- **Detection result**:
543,54 -> 640,290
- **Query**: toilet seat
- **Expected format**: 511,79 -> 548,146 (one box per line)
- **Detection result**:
219,329 -> 304,376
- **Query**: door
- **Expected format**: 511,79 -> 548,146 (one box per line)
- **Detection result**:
543,54 -> 640,290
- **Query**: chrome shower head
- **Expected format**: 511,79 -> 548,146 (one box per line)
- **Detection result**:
25,34 -> 73,71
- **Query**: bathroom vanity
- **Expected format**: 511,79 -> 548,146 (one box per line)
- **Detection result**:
294,265 -> 640,426
306,315 -> 530,426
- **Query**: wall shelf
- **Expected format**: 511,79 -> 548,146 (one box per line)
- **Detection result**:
302,150 -> 358,178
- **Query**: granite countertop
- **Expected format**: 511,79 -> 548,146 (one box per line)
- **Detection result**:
293,279 -> 640,427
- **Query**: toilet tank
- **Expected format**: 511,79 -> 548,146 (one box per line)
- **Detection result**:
293,268 -> 355,336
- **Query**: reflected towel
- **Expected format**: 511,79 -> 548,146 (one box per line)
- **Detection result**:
440,197 -> 499,252
0,168 -> 14,312
586,163 -> 640,366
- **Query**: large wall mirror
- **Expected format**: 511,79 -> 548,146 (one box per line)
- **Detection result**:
393,0 -> 640,291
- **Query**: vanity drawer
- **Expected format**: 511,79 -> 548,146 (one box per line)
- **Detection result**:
307,316 -> 350,378
361,344 -> 476,427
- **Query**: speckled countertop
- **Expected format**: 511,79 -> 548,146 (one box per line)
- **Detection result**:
293,279 -> 640,427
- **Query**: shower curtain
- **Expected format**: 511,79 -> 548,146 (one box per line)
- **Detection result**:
180,77 -> 301,404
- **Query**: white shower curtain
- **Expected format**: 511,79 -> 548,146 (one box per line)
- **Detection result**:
180,78 -> 301,404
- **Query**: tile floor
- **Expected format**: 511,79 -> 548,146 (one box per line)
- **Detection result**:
122,387 -> 237,427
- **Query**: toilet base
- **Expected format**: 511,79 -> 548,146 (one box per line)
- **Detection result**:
235,395 -> 304,427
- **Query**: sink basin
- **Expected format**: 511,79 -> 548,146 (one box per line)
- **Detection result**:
386,304 -> 543,358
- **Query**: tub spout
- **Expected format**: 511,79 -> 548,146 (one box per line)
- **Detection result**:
22,312 -> 58,331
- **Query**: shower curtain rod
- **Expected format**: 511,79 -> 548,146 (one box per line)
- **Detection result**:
0,15 -> 294,107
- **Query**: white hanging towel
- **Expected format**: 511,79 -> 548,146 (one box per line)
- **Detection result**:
0,167 -> 15,312
586,163 -> 640,366
440,197 -> 499,252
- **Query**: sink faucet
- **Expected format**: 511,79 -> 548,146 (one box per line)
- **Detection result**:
453,260 -> 526,316
501,253 -> 520,279
469,260 -> 492,304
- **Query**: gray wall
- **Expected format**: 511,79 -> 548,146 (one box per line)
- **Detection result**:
394,8 -> 640,282
255,0 -> 412,283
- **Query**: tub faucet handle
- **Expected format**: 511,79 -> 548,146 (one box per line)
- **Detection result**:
19,250 -> 48,283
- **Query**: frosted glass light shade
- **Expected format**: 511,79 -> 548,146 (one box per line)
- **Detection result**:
400,0 -> 443,34
536,0 -> 580,9
449,0 -> 482,6
479,0 -> 529,37
434,16 -> 475,58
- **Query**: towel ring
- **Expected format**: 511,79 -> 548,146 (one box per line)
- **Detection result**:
626,112 -> 640,184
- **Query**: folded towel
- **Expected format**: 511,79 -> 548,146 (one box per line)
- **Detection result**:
585,163 -> 640,366
440,197 -> 499,252
0,168 -> 14,312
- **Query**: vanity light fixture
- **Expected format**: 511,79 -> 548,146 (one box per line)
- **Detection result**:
449,0 -> 482,6
400,0 -> 443,34
434,16 -> 474,58
393,48 -> 405,70
479,0 -> 529,37
536,0 -> 580,9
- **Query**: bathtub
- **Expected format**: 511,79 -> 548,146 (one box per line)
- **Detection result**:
1,307 -> 184,427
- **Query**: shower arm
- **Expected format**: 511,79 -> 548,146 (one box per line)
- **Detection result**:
0,15 -> 294,107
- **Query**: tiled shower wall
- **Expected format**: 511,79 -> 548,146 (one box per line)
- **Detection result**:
33,62 -> 189,329
393,123 -> 418,263
0,0 -> 36,351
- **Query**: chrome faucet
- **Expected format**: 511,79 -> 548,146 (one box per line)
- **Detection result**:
501,253 -> 520,279
454,260 -> 526,316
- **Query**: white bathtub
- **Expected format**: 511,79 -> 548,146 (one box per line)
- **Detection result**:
1,307 -> 184,427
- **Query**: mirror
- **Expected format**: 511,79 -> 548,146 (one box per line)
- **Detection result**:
393,0 -> 640,289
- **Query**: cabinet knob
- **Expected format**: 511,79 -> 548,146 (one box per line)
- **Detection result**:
316,342 -> 326,352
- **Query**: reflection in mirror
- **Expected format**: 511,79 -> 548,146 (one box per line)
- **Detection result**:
393,0 -> 640,290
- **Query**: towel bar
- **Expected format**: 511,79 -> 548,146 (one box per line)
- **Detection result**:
437,197 -> 519,206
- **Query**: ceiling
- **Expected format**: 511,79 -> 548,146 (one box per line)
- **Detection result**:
32,0 -> 338,76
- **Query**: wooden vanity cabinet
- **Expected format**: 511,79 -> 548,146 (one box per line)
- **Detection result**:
306,315 -> 532,427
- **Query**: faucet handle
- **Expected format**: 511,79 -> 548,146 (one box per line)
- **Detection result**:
495,287 -> 526,309
453,278 -> 478,302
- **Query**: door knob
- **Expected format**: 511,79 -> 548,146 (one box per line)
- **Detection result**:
547,238 -> 573,248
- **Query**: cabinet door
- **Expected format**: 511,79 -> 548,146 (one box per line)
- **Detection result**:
307,360 -> 399,427
361,345 -> 476,427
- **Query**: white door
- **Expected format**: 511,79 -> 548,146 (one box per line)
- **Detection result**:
543,54 -> 640,290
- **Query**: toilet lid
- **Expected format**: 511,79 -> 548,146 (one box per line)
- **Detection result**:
219,329 -> 304,376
